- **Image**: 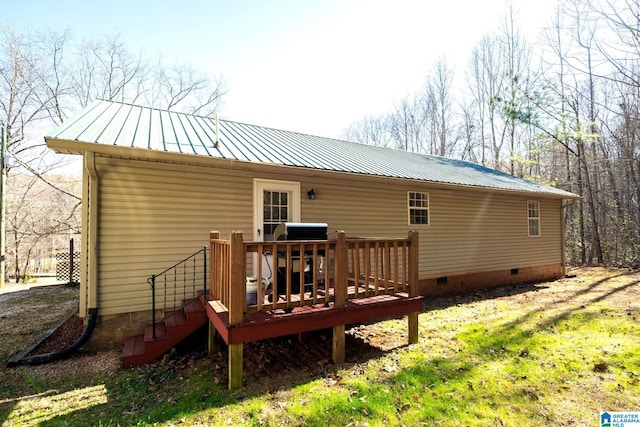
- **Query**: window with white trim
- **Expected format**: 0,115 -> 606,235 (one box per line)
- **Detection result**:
528,201 -> 540,237
408,192 -> 429,225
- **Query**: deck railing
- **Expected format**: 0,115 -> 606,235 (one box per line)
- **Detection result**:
209,230 -> 419,325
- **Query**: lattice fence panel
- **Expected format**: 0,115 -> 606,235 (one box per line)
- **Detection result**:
56,251 -> 81,283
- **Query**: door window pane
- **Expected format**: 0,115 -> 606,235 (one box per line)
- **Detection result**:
263,190 -> 290,240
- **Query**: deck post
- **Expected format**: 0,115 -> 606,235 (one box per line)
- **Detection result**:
228,231 -> 245,324
209,231 -> 220,301
228,231 -> 246,389
208,231 -> 221,356
208,323 -> 219,355
332,231 -> 347,363
228,344 -> 243,389
407,230 -> 420,344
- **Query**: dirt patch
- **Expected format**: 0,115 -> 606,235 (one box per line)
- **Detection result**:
10,349 -> 121,379
31,314 -> 85,355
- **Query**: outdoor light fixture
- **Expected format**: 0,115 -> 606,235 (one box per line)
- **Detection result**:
307,189 -> 316,200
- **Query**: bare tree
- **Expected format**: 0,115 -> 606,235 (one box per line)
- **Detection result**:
500,5 -> 535,175
464,6 -> 539,176
342,114 -> 392,147
68,34 -> 227,116
342,0 -> 640,268
387,93 -> 427,152
0,26 -> 227,281
468,34 -> 508,169
532,0 -> 640,266
423,57 -> 457,157
70,34 -> 147,108
6,173 -> 80,281
147,59 -> 226,116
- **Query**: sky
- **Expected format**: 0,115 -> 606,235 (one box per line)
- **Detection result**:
5,0 -> 558,140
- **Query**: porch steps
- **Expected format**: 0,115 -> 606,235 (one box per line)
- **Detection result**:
122,296 -> 207,368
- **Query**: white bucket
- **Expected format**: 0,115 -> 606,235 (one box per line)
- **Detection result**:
246,276 -> 258,305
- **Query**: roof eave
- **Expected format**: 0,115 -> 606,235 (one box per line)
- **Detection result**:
45,136 -> 581,200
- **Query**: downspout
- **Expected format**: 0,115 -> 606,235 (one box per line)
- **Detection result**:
27,152 -> 99,365
561,199 -> 577,277
85,151 -> 99,311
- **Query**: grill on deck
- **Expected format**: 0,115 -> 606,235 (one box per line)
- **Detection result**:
271,223 -> 328,301
273,222 -> 328,241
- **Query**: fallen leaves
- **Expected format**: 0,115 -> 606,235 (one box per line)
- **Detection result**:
593,362 -> 609,372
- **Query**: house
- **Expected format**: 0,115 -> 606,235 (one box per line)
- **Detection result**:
45,99 -> 579,352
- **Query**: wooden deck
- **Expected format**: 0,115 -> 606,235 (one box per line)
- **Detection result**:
208,230 -> 422,389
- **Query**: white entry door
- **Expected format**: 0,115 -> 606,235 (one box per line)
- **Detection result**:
253,179 -> 301,278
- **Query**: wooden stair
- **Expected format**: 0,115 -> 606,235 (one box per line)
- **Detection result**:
122,296 -> 207,368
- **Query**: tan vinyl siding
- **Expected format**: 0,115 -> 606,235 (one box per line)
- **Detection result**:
96,157 -> 255,315
297,177 -> 562,279
93,155 -> 563,316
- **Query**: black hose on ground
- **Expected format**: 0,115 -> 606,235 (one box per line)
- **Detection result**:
27,308 -> 98,365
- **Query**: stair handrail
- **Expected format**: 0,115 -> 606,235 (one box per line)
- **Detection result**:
147,246 -> 208,340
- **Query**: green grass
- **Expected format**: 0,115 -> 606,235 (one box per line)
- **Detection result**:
1,268 -> 639,426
